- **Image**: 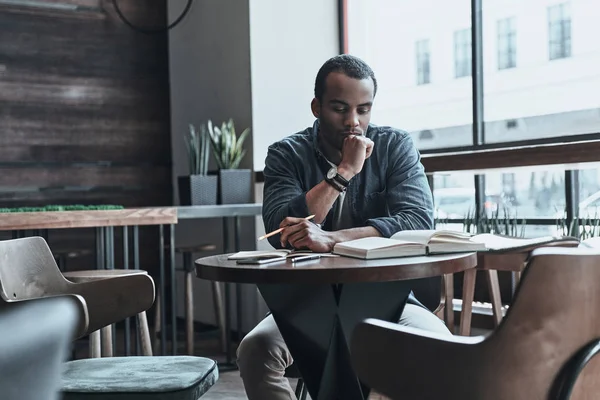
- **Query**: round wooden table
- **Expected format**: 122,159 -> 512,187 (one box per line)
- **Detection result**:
196,252 -> 477,400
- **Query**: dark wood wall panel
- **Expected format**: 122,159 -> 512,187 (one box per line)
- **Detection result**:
0,166 -> 169,187
0,0 -> 171,207
0,1 -> 172,276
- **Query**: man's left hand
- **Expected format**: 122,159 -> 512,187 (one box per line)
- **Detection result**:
278,217 -> 336,252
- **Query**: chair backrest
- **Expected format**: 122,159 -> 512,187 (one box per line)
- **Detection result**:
0,237 -> 68,302
482,247 -> 600,399
0,296 -> 78,400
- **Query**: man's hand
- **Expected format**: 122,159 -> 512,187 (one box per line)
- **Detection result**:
338,135 -> 374,178
278,217 -> 336,252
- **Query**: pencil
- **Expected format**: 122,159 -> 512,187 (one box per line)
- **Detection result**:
257,215 -> 316,241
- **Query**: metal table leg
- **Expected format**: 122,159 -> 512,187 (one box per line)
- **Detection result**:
133,225 -> 141,355
122,226 -> 131,356
234,216 -> 243,342
170,223 -> 177,355
159,225 -> 167,355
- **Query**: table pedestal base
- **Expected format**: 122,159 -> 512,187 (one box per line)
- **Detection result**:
258,281 -> 411,400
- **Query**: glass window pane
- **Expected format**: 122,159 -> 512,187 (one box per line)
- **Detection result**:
578,165 -> 600,218
484,0 -> 599,144
483,166 -> 566,219
432,172 -> 475,219
347,0 -> 473,151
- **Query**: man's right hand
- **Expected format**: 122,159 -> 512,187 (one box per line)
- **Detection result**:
338,135 -> 374,178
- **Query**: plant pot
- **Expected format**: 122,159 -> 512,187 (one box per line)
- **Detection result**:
218,169 -> 252,204
178,175 -> 218,206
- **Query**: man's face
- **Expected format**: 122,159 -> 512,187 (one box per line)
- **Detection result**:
312,72 -> 375,151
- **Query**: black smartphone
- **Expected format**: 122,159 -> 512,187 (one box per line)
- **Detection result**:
235,256 -> 286,265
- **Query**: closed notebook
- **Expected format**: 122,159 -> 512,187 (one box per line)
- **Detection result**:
227,250 -> 339,260
332,230 -> 577,260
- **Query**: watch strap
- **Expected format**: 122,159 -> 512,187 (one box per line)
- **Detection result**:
333,172 -> 349,187
325,177 -> 345,192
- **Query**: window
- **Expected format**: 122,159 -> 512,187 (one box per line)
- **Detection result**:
347,0 -> 473,151
483,0 -> 599,144
415,39 -> 430,85
497,17 -> 516,70
454,28 -> 472,78
548,2 -> 571,60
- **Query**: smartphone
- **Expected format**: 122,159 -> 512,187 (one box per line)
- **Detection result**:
235,256 -> 286,265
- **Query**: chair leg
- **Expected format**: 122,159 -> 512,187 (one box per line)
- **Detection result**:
185,270 -> 194,355
137,311 -> 153,356
211,281 -> 227,353
89,330 -> 101,358
485,270 -> 504,327
459,268 -> 477,336
153,291 -> 161,354
295,378 -> 308,400
101,325 -> 113,357
443,273 -> 455,332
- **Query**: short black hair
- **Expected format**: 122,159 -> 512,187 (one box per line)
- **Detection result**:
314,54 -> 377,101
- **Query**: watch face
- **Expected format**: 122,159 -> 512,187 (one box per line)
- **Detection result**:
327,167 -> 337,180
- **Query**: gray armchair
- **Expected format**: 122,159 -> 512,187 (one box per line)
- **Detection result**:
0,236 -> 219,400
0,296 -> 79,400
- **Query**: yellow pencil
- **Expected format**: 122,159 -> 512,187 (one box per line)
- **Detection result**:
257,215 -> 316,241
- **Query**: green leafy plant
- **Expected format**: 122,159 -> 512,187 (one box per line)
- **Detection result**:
207,119 -> 250,170
556,209 -> 600,240
184,123 -> 211,175
463,206 -> 526,237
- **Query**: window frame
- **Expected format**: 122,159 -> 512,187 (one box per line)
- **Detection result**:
454,28 -> 472,78
497,16 -> 517,70
415,38 -> 431,85
548,2 -> 572,60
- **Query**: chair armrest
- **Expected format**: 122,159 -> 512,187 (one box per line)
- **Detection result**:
351,318 -> 486,399
0,294 -> 89,339
68,274 -> 155,335
63,270 -> 148,283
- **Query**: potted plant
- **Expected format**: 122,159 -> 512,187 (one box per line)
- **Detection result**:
207,119 -> 252,204
178,123 -> 218,205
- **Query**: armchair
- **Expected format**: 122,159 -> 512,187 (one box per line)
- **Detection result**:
0,296 -> 79,400
0,236 -> 219,399
351,247 -> 600,400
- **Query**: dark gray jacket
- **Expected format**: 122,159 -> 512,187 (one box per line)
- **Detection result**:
262,119 -> 434,249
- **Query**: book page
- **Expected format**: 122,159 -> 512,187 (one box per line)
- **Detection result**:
471,233 -> 564,251
390,230 -> 436,245
391,229 -> 473,245
336,237 -> 419,250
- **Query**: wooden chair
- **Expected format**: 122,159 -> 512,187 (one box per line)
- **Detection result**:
62,269 -> 154,357
0,237 -> 155,339
351,247 -> 600,400
0,296 -> 79,400
0,236 -> 219,399
459,237 -> 580,336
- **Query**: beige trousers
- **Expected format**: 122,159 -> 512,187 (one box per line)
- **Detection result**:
236,303 -> 451,400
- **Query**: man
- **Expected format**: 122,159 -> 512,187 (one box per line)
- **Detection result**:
237,54 -> 450,400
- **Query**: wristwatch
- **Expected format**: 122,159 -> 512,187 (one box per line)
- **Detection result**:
326,166 -> 349,189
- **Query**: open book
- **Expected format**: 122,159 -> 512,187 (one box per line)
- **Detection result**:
332,230 -> 578,260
